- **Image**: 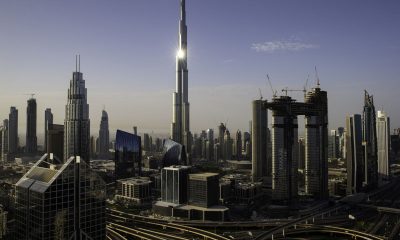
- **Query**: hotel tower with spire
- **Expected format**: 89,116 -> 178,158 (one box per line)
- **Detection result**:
64,55 -> 90,162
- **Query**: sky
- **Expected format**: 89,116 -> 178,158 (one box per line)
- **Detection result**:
0,0 -> 399,144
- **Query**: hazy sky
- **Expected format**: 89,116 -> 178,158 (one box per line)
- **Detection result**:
0,0 -> 399,144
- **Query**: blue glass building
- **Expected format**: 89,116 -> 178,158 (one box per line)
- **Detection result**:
115,130 -> 142,180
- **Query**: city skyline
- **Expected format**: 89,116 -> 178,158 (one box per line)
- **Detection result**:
1,0 -> 399,143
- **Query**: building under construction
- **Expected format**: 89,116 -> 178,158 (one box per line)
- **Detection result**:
252,85 -> 328,205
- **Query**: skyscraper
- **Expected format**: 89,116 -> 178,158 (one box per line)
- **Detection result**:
8,107 -> 18,157
161,165 -> 190,204
224,129 -> 232,160
376,110 -> 390,186
252,99 -> 267,182
1,120 -> 8,161
44,108 -> 53,152
236,130 -> 242,160
362,90 -> 378,188
98,110 -> 110,159
47,124 -> 64,160
218,123 -> 226,160
64,56 -> 90,163
171,0 -> 191,159
25,97 -> 37,155
271,96 -> 298,203
346,114 -> 364,195
206,128 -> 214,162
115,130 -> 142,179
304,87 -> 328,199
328,130 -> 339,159
15,154 -> 106,239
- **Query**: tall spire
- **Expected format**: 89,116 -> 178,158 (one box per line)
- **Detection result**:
181,0 -> 186,22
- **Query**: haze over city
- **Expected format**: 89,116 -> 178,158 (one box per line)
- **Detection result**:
1,0 -> 399,142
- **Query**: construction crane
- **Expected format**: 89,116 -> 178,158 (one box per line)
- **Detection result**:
266,74 -> 277,98
281,75 -> 311,97
24,93 -> 36,99
281,87 -> 304,96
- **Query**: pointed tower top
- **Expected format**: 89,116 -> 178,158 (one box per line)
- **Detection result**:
181,0 -> 186,22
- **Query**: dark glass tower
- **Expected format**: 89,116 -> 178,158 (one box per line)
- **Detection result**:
98,110 -> 110,159
362,90 -> 377,189
114,130 -> 142,180
26,97 -> 37,155
346,114 -> 364,194
8,107 -> 18,155
15,154 -> 106,239
44,108 -> 53,152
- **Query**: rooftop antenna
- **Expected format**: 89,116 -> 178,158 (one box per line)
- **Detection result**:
314,66 -> 320,88
75,55 -> 78,72
258,88 -> 263,100
266,74 -> 277,98
78,55 -> 81,72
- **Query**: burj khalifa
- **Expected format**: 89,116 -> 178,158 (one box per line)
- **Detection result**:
171,0 -> 191,159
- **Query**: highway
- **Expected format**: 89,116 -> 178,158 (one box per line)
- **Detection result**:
107,209 -> 230,240
271,224 -> 385,240
254,204 -> 345,240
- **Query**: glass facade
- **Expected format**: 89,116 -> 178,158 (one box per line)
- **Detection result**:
15,154 -> 106,240
162,139 -> 187,167
115,130 -> 141,180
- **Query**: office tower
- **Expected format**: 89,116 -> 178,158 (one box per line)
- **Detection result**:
1,120 -> 8,161
25,97 -> 37,155
8,107 -> 18,155
376,111 -> 390,186
206,129 -> 214,161
98,110 -> 110,159
236,130 -> 242,160
252,99 -> 267,182
115,130 -> 142,180
214,143 -> 220,163
271,96 -> 298,202
188,173 -> 219,207
218,123 -> 226,160
64,57 -> 90,162
266,128 -> 272,176
161,165 -> 190,204
243,131 -> 251,160
224,129 -> 232,160
155,138 -> 163,152
171,0 -> 191,157
362,90 -> 378,188
47,124 -> 64,160
338,127 -> 345,159
143,133 -> 150,151
346,114 -> 364,194
298,137 -> 305,169
90,136 -> 96,159
133,126 -> 137,135
328,130 -> 339,159
44,108 -> 53,152
304,87 -> 328,199
15,154 -> 106,239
